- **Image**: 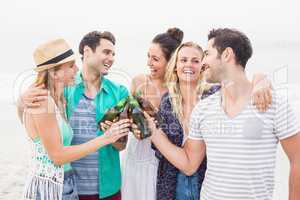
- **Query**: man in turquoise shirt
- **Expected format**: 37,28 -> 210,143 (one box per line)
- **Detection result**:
64,31 -> 128,200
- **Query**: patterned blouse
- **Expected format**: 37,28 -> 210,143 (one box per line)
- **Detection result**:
152,85 -> 220,200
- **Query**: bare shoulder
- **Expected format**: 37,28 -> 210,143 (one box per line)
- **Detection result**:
25,95 -> 56,115
132,74 -> 148,85
131,74 -> 148,94
24,96 -> 56,139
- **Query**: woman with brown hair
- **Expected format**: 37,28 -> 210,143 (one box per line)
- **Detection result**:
120,27 -> 184,200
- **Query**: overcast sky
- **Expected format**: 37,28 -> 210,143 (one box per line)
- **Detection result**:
0,0 -> 300,102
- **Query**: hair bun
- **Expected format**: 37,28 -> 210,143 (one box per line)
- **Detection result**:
167,27 -> 184,43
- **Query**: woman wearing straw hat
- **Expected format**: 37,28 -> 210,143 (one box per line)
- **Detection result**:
23,38 -> 131,200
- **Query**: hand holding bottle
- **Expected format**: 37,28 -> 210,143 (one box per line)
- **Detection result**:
103,119 -> 131,144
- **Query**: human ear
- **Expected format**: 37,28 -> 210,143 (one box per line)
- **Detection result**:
83,46 -> 92,57
222,47 -> 233,62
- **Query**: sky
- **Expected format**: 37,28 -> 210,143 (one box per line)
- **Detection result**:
1,0 -> 299,106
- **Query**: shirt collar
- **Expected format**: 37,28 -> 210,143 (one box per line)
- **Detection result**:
76,71 -> 109,94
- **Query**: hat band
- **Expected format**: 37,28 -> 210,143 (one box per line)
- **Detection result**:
37,49 -> 74,67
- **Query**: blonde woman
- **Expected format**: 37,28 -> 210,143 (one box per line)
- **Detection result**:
144,42 -> 213,200
23,39 -> 130,200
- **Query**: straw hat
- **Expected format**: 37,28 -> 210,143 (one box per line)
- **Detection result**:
33,38 -> 76,72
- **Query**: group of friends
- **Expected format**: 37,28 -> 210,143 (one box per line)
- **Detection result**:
17,27 -> 300,200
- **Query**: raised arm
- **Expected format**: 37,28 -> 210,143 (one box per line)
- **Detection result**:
145,111 -> 206,175
28,98 -> 130,165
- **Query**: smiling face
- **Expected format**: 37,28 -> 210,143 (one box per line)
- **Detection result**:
176,46 -> 203,84
85,38 -> 115,76
202,38 -> 224,83
54,61 -> 78,86
147,43 -> 168,79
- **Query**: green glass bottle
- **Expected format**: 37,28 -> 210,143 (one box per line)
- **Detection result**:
100,97 -> 128,123
134,93 -> 164,128
128,95 -> 152,139
116,103 -> 130,144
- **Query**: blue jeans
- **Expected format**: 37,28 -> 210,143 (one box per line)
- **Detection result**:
175,171 -> 200,200
36,170 -> 79,200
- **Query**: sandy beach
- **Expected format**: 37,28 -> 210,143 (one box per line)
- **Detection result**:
0,104 -> 28,200
0,142 -> 27,200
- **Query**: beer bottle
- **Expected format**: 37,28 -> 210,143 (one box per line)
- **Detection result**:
116,103 -> 130,144
134,93 -> 164,128
128,96 -> 152,139
100,97 -> 128,123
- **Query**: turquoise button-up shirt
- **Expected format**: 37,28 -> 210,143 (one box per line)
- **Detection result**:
64,72 -> 129,198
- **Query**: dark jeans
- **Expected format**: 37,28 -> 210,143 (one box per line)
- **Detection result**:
175,171 -> 200,200
78,191 -> 121,200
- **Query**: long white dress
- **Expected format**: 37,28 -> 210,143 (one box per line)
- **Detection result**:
121,133 -> 158,200
122,75 -> 160,200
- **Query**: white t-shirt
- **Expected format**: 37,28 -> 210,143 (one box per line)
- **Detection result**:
189,90 -> 300,200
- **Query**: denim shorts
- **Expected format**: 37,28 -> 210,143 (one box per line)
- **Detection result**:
175,171 -> 200,200
62,170 -> 79,200
36,170 -> 79,200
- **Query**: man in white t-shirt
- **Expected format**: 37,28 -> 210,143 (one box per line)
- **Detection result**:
146,28 -> 300,200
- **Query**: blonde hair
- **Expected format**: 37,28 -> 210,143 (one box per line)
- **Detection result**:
35,65 -> 66,118
165,42 -> 206,123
